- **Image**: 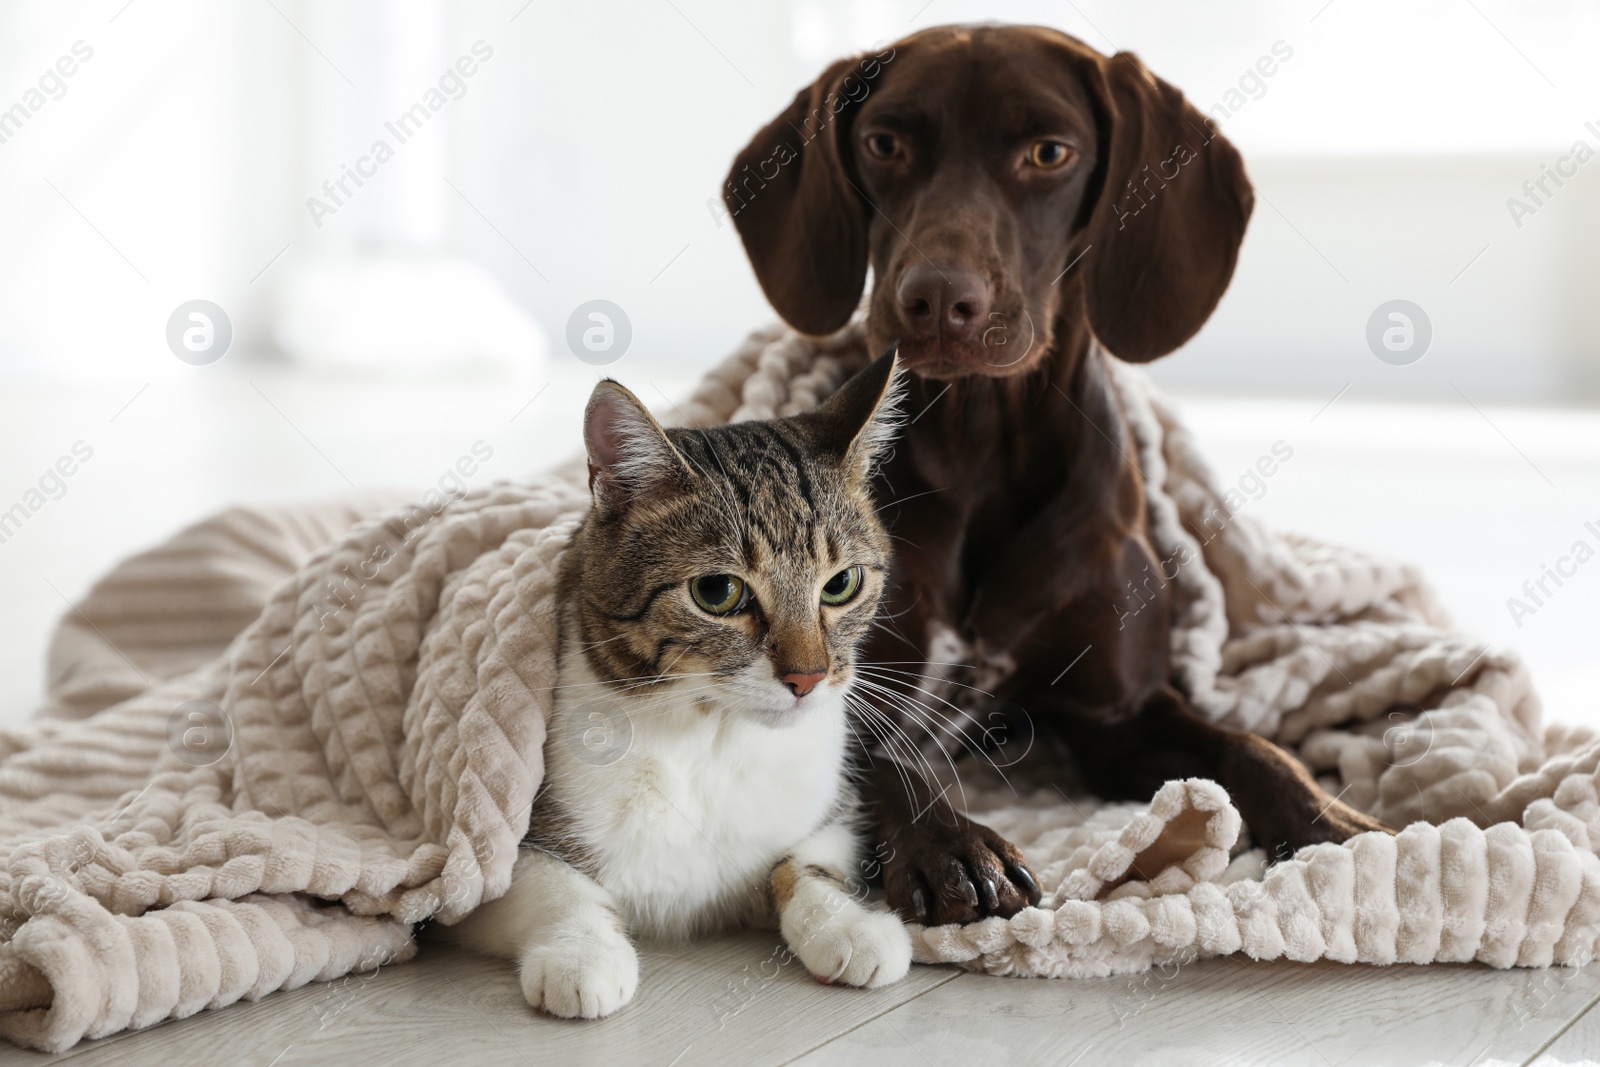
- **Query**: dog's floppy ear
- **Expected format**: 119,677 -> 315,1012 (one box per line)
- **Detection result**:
724,57 -> 873,337
1073,49 -> 1254,362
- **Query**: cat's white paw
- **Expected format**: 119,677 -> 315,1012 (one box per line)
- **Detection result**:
791,906 -> 912,989
518,934 -> 639,1019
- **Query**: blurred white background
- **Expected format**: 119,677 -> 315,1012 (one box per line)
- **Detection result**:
0,0 -> 1597,725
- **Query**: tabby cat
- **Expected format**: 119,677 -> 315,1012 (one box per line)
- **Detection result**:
456,351 -> 912,1018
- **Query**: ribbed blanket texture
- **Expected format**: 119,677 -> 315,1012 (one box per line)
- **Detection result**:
0,319 -> 1595,1052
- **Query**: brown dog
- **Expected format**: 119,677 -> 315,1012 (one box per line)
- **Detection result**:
724,24 -> 1390,927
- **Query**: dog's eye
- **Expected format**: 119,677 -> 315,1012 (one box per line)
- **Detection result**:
691,574 -> 747,615
1027,141 -> 1073,169
862,132 -> 901,160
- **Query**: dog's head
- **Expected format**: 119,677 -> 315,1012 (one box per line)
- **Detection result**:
723,24 -> 1254,379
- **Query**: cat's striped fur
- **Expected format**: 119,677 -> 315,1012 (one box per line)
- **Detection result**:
455,352 -> 913,1018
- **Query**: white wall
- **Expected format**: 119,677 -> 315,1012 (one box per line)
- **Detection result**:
1158,153 -> 1600,403
0,0 -> 1596,400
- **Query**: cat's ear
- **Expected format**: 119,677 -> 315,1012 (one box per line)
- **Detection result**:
583,380 -> 691,516
798,345 -> 904,484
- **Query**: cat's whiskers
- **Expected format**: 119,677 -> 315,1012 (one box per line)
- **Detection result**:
654,640 -> 700,684
559,679 -> 720,719
866,618 -> 914,651
853,674 -> 977,742
534,668 -> 720,695
585,672 -> 833,733
882,532 -> 925,557
851,672 -> 1016,787
857,663 -> 991,696
845,696 -> 948,816
572,630 -> 631,657
844,692 -> 942,791
873,485 -> 950,514
551,680 -> 723,731
534,674 -> 687,694
842,698 -> 918,809
840,718 -> 877,782
857,662 -> 1017,764
856,669 -> 992,728
611,672 -> 718,695
867,659 -> 982,671
855,671 -> 1014,768
849,679 -> 975,814
854,665 -> 1029,788
842,696 -> 919,802
862,677 -> 987,741
622,683 -> 727,722
535,678 -> 714,712
868,598 -> 921,625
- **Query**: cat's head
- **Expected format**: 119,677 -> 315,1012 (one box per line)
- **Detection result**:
565,351 -> 902,724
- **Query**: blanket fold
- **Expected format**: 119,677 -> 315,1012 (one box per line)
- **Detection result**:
1,317 -> 1597,1052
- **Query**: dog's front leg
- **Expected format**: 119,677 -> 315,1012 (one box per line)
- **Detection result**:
861,749 -> 1041,926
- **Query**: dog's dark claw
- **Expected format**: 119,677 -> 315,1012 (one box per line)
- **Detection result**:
877,803 -> 1034,925
1009,864 -> 1039,904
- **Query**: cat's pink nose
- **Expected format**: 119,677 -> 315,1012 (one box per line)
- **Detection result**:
781,670 -> 827,698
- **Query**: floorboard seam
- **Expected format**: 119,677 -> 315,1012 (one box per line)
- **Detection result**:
772,970 -> 964,1067
1518,985 -> 1600,1067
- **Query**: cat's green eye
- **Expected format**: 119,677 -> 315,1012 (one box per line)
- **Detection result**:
690,574 -> 747,615
820,566 -> 863,606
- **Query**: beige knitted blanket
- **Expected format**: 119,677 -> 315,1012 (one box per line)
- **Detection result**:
1,320 -> 1596,1052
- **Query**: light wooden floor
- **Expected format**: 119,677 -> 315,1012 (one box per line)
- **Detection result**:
4,368 -> 1600,1065
7,935 -> 1600,1066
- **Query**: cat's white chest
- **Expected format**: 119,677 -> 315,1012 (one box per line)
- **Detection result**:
544,658 -> 849,940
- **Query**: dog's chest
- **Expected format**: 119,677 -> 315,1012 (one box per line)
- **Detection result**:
920,622 -> 1018,715
876,441 -> 1073,651
868,385 -> 1133,729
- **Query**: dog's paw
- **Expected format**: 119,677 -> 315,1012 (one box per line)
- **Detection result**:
518,933 -> 639,1019
790,906 -> 913,989
881,812 -> 1040,926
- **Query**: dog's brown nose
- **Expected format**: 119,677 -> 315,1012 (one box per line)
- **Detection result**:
896,264 -> 993,342
781,670 -> 827,698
